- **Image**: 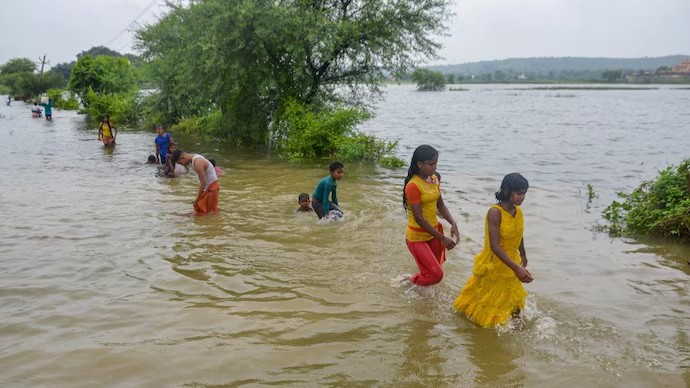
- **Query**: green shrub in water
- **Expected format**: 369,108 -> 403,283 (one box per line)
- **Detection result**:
602,159 -> 690,240
171,110 -> 223,140
46,88 -> 79,110
274,100 -> 402,166
86,89 -> 140,125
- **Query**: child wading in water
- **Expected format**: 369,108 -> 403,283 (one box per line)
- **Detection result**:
453,173 -> 533,327
403,145 -> 460,286
98,114 -> 117,146
154,124 -> 173,164
296,193 -> 313,213
312,162 -> 344,219
170,149 -> 220,215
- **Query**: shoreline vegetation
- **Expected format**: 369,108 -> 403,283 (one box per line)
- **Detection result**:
600,159 -> 690,242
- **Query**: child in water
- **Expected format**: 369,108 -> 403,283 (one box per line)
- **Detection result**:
453,173 -> 533,328
147,155 -> 157,164
296,193 -> 313,212
98,114 -> 117,146
209,159 -> 223,176
31,103 -> 42,118
154,124 -> 173,164
311,162 -> 344,219
164,143 -> 188,177
403,145 -> 460,286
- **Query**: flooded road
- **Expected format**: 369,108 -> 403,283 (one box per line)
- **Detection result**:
1,85 -> 688,386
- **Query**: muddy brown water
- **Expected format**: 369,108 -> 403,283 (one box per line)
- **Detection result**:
1,85 -> 688,386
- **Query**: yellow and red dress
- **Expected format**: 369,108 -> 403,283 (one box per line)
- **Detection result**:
405,174 -> 446,286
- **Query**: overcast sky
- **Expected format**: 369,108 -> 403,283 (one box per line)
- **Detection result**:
1,0 -> 689,68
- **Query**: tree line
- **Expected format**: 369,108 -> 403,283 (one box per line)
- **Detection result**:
2,0 -> 453,165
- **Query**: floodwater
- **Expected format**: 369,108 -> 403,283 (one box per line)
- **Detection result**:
0,85 -> 688,386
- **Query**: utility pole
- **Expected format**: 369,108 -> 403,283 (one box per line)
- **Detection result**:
37,54 -> 50,75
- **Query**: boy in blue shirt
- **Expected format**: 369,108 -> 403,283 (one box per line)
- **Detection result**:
311,161 -> 344,219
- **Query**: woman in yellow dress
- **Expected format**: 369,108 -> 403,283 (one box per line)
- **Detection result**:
453,173 -> 533,327
98,114 -> 117,147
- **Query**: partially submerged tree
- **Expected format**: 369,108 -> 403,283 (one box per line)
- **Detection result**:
411,68 -> 446,91
136,0 -> 452,146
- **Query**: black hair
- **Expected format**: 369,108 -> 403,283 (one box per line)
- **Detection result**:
209,158 -> 216,167
170,149 -> 184,165
298,192 -> 309,201
102,114 -> 109,120
329,161 -> 344,172
495,173 -> 529,202
403,145 -> 439,209
167,142 -> 177,153
147,155 -> 156,163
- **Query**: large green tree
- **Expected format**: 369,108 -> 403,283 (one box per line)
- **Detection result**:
0,58 -> 37,75
0,57 -> 63,98
136,0 -> 452,146
68,55 -> 139,106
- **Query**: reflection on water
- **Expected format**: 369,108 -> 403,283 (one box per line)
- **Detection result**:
0,86 -> 688,386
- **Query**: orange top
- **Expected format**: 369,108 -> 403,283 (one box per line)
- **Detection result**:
405,174 -> 440,242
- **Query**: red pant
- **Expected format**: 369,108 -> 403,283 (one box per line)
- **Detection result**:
407,234 -> 446,286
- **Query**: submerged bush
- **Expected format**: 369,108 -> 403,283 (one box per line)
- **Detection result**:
602,159 -> 690,240
46,88 -> 79,110
86,89 -> 140,125
171,110 -> 223,140
274,100 -> 402,166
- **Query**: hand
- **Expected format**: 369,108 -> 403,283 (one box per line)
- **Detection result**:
450,223 -> 460,244
442,235 -> 457,250
514,266 -> 533,283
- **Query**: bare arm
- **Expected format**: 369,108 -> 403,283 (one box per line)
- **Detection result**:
436,194 -> 460,242
518,238 -> 527,268
411,203 -> 457,249
193,158 -> 207,202
488,208 -> 532,282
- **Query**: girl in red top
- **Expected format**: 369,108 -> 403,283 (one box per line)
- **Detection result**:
403,145 -> 460,286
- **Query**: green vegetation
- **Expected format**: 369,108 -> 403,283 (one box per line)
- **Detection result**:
411,68 -> 446,91
601,159 -> 690,240
586,184 -> 598,202
424,55 -> 690,84
0,57 -> 65,100
46,88 -> 79,110
67,54 -> 140,123
272,100 -> 403,165
135,0 -> 451,164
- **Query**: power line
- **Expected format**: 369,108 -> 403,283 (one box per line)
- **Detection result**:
104,0 -> 160,48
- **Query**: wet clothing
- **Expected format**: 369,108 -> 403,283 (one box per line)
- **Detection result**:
100,122 -> 115,146
155,132 -> 172,164
192,154 -> 218,190
41,101 -> 52,118
194,180 -> 219,215
191,154 -> 219,215
453,205 -> 527,328
405,174 -> 446,286
312,200 -> 342,219
312,175 -> 338,218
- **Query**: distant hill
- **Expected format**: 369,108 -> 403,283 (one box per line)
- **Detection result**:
429,55 -> 690,75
